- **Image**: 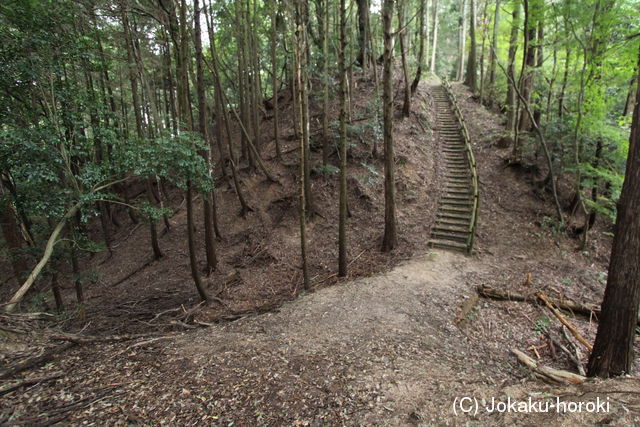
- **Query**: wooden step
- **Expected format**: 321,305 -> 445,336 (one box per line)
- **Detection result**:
437,213 -> 472,222
436,219 -> 471,228
432,232 -> 469,243
428,239 -> 468,251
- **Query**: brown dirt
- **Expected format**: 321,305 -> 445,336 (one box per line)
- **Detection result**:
2,76 -> 640,425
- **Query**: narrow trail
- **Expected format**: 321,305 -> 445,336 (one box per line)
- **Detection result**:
430,84 -> 477,253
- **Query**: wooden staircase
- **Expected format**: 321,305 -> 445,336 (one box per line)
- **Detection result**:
429,81 -> 479,254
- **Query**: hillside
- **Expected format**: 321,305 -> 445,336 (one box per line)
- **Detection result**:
2,78 -> 638,425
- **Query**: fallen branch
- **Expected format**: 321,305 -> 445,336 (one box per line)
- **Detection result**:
50,332 -> 169,345
512,348 -> 586,385
477,284 -> 603,320
0,343 -> 75,380
0,373 -> 63,396
536,291 -> 593,353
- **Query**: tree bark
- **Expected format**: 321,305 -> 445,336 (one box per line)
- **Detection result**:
464,0 -> 477,91
429,0 -> 439,74
338,0 -> 348,277
456,0 -> 467,81
194,0 -> 217,273
382,0 -> 397,252
411,0 -> 427,94
398,0 -> 411,117
505,1 -> 520,132
587,49 -> 640,378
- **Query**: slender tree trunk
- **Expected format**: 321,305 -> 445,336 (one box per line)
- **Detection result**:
186,181 -> 210,302
356,0 -> 370,68
488,0 -> 500,91
293,6 -> 310,290
587,51 -> 640,378
338,0 -> 348,277
382,0 -> 397,252
322,0 -> 331,165
558,47 -> 571,118
120,0 -> 162,260
411,0 -> 427,94
464,0 -> 477,91
194,0 -> 217,273
430,0 -> 439,73
505,1 -> 520,132
479,0 -> 489,103
517,0 -> 536,132
398,0 -> 411,117
271,0 -> 282,160
456,0 -> 467,81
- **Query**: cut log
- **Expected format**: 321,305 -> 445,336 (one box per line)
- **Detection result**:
512,348 -> 587,385
455,294 -> 479,329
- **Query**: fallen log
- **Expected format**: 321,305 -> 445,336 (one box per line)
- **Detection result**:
512,348 -> 587,385
477,284 -> 602,320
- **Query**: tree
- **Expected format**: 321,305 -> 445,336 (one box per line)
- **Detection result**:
429,0 -> 439,73
587,48 -> 640,378
381,0 -> 398,252
411,0 -> 428,94
338,0 -> 348,277
464,0 -> 478,91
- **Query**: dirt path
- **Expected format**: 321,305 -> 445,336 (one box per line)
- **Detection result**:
3,81 -> 640,425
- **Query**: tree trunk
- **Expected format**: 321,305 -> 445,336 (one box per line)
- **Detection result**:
488,0 -> 500,90
464,0 -> 477,91
271,0 -> 282,160
194,0 -> 217,273
294,4 -> 310,290
382,0 -> 397,252
587,50 -> 640,378
558,46 -> 571,118
410,0 -> 427,94
338,0 -> 348,277
356,0 -> 370,68
505,1 -> 520,132
186,181 -> 210,302
398,0 -> 411,117
456,0 -> 467,81
429,0 -> 439,74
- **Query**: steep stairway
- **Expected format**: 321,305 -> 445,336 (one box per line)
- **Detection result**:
429,82 -> 479,254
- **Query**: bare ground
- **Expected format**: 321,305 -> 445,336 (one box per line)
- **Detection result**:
2,77 -> 640,425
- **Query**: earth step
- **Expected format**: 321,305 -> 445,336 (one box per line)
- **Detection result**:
428,239 -> 468,251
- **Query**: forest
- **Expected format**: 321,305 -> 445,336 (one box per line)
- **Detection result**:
1,0 -> 639,423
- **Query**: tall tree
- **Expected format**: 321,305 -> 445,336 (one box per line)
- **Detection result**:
194,0 -> 217,273
587,48 -> 640,378
464,0 -> 478,91
429,0 -> 439,73
411,0 -> 428,93
456,0 -> 467,81
338,0 -> 348,277
356,0 -> 370,68
381,0 -> 397,252
398,0 -> 411,116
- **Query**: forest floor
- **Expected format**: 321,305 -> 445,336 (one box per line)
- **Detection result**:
2,76 -> 640,425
